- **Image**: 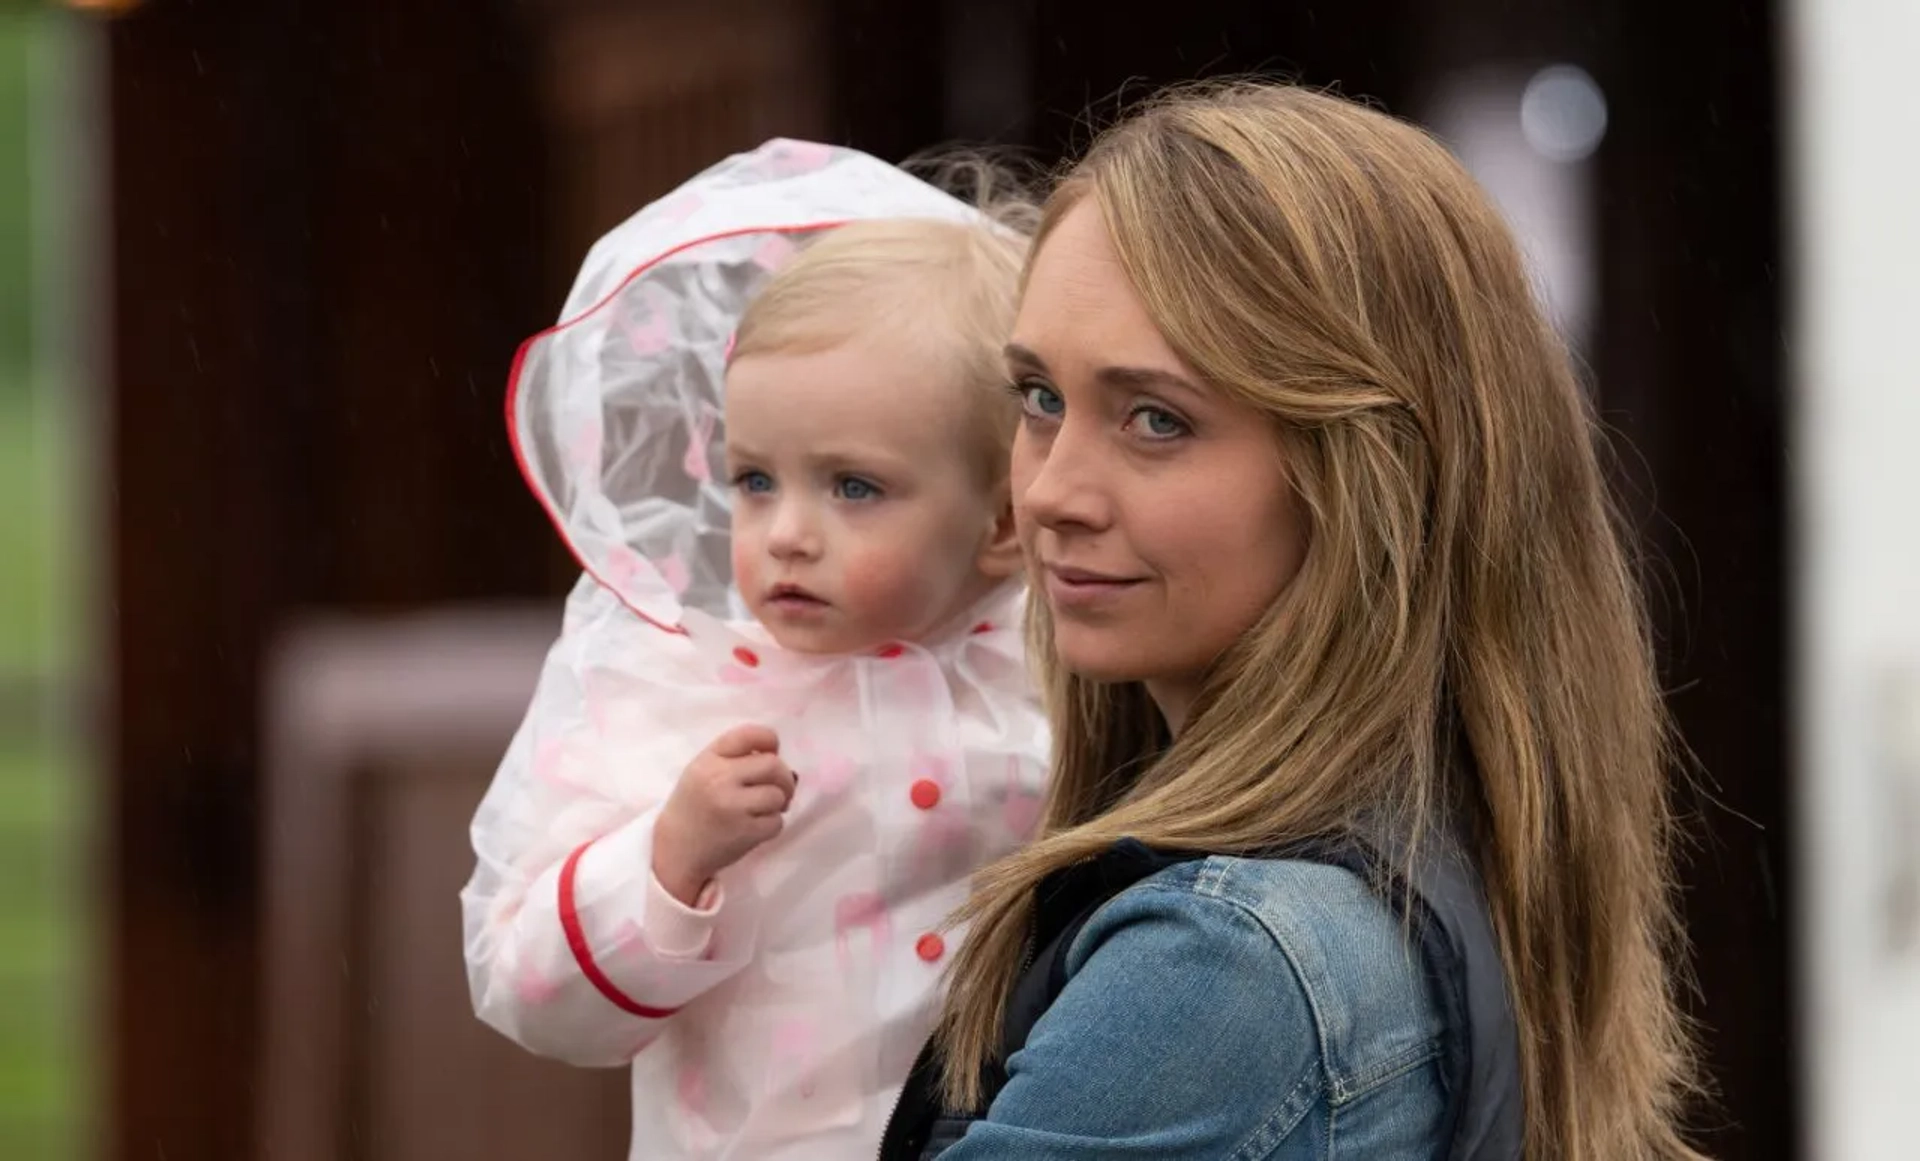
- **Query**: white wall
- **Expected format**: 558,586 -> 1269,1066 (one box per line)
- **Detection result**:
1787,2 -> 1920,1157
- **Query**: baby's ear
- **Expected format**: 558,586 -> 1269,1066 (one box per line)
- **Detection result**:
976,488 -> 1023,580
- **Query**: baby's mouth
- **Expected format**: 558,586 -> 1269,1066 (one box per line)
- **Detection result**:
766,584 -> 829,608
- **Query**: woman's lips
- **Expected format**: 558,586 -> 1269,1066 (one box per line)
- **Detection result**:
1042,564 -> 1145,610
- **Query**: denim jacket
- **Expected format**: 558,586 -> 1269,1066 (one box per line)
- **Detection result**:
889,844 -> 1522,1160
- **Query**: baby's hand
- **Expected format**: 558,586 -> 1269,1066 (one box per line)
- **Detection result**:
653,725 -> 796,906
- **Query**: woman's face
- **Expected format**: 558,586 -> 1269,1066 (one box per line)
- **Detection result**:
1007,198 -> 1308,731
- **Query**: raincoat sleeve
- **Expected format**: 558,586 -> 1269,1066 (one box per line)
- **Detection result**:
461,579 -> 760,1067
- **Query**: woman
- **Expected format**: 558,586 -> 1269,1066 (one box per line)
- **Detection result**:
879,83 -> 1703,1160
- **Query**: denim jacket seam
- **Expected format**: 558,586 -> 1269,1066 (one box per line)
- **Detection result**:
1089,877 -> 1332,1160
1325,1036 -> 1443,1105
1130,871 -> 1345,1161
1193,855 -> 1233,899
1186,861 -> 1340,1081
1188,858 -> 1443,1108
1085,872 -> 1445,1160
1224,1059 -> 1323,1161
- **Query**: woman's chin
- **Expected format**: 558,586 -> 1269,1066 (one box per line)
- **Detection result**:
1051,633 -> 1152,686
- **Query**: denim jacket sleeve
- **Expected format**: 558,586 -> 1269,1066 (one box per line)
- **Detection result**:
936,857 -> 1451,1161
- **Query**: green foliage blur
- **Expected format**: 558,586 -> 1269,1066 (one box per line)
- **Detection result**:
0,6 -> 86,1160
0,7 -> 34,387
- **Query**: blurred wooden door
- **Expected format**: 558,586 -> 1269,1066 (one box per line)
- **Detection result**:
250,3 -> 834,1154
106,0 -> 831,1157
257,606 -> 638,1161
531,0 -> 831,296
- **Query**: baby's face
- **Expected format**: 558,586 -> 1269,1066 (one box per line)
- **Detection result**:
724,335 -> 1008,655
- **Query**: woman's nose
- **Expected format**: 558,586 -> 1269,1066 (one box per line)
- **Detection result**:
1016,422 -> 1112,534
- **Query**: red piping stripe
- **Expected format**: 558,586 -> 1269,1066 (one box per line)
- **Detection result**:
558,841 -> 680,1020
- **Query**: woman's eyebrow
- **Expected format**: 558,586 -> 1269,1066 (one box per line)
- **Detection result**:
1094,364 -> 1203,399
1006,341 -> 1203,400
1004,342 -> 1047,372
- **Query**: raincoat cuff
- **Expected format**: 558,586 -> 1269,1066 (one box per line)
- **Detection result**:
644,870 -> 723,960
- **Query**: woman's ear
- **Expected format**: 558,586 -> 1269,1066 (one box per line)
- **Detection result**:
977,489 -> 1024,580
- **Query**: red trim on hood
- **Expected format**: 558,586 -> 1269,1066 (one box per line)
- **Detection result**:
504,220 -> 854,636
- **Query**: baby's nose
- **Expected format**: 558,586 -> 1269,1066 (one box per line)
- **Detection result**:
766,501 -> 820,557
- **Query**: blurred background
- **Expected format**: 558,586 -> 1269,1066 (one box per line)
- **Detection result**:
0,0 -> 1913,1158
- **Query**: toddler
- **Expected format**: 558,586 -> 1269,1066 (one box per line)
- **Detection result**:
461,139 -> 1049,1160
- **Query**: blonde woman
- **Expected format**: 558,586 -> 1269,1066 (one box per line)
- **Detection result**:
879,83 -> 1704,1161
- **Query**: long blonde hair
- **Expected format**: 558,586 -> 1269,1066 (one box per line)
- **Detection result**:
935,82 -> 1703,1161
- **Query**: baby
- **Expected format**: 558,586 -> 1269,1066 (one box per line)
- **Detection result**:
462,140 -> 1049,1161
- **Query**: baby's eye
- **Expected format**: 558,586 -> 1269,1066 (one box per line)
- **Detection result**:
1123,406 -> 1189,440
1013,379 -> 1065,420
835,476 -> 883,502
733,469 -> 774,494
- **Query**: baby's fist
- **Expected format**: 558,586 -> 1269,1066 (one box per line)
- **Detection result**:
653,724 -> 796,905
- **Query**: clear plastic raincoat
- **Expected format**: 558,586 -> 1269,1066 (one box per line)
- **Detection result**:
460,139 -> 1050,1160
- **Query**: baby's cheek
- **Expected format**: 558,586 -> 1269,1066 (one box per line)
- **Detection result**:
730,531 -> 761,597
836,543 -> 929,628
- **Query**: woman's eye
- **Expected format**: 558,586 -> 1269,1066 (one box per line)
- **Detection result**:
734,470 -> 774,494
835,476 -> 882,501
1015,380 -> 1065,419
1124,406 -> 1189,440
